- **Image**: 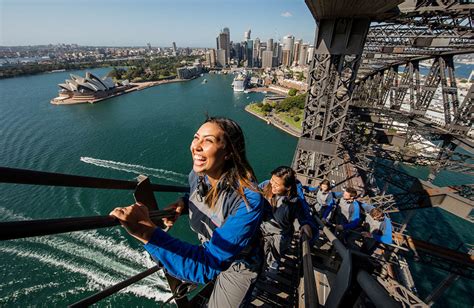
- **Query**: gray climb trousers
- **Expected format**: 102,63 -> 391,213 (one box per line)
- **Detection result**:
208,260 -> 260,308
262,233 -> 292,268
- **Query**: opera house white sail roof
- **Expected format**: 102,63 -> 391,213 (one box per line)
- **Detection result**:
58,72 -> 116,93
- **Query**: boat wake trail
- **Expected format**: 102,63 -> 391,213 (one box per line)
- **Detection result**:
0,207 -> 171,304
80,157 -> 188,185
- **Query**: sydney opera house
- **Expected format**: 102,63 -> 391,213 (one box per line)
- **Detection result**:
51,72 -> 131,104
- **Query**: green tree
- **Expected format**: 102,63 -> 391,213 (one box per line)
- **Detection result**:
261,104 -> 273,112
288,88 -> 297,96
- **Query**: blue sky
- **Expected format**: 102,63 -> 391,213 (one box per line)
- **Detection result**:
0,0 -> 316,47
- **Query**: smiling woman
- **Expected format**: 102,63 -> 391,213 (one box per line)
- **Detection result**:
110,116 -> 264,308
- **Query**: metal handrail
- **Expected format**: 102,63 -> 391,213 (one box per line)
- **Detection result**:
0,166 -> 187,305
0,209 -> 175,240
0,166 -> 190,192
312,215 -> 401,307
69,265 -> 161,307
301,233 -> 318,308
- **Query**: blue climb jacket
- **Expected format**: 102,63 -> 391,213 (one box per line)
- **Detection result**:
144,171 -> 264,284
259,180 -> 318,240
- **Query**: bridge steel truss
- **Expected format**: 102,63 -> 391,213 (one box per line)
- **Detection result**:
296,0 -> 473,189
296,0 -> 474,305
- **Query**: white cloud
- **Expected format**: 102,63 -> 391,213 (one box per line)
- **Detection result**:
281,11 -> 292,18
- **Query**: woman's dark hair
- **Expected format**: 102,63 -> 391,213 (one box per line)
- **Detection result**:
320,179 -> 331,188
263,166 -> 297,201
345,187 -> 358,198
203,116 -> 258,208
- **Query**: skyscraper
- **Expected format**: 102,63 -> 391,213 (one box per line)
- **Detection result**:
293,39 -> 302,65
267,38 -> 273,52
299,43 -> 309,66
244,29 -> 251,40
233,42 -> 242,62
246,39 -> 253,67
282,49 -> 291,67
282,35 -> 295,64
172,42 -> 177,56
253,38 -> 261,67
206,49 -> 217,67
223,27 -> 231,62
307,45 -> 315,64
216,30 -> 230,65
262,50 -> 274,69
216,49 -> 226,67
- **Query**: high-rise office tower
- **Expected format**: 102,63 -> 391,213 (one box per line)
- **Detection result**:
223,27 -> 231,61
233,42 -> 242,62
299,43 -> 309,66
253,38 -> 260,67
246,39 -> 253,67
172,42 -> 177,52
244,29 -> 251,40
206,49 -> 217,67
307,45 -> 315,64
273,42 -> 281,65
217,30 -> 230,65
262,50 -> 274,69
282,49 -> 291,67
267,38 -> 273,52
293,39 -> 302,65
216,49 -> 226,67
282,35 -> 295,63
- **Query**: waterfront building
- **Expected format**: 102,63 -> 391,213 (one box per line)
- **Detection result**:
280,78 -> 307,91
216,49 -> 227,67
205,49 -> 216,67
177,64 -> 202,79
53,72 -> 127,103
262,50 -> 274,69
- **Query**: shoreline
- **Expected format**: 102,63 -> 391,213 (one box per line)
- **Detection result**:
50,78 -> 187,105
244,105 -> 302,138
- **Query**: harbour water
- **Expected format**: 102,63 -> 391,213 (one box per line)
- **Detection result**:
0,67 -> 472,307
0,68 -> 296,306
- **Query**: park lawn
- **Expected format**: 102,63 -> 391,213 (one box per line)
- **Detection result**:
275,110 -> 303,131
247,103 -> 266,117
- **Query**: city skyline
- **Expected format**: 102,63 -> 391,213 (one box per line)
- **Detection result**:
0,0 -> 316,47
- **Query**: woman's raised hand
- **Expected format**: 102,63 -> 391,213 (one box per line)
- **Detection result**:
162,198 -> 186,228
110,202 -> 157,244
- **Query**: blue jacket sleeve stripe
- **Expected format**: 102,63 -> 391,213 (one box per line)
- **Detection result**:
144,190 -> 263,284
342,201 -> 360,230
373,217 -> 393,244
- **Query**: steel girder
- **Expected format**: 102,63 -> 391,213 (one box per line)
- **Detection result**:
293,18 -> 370,184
